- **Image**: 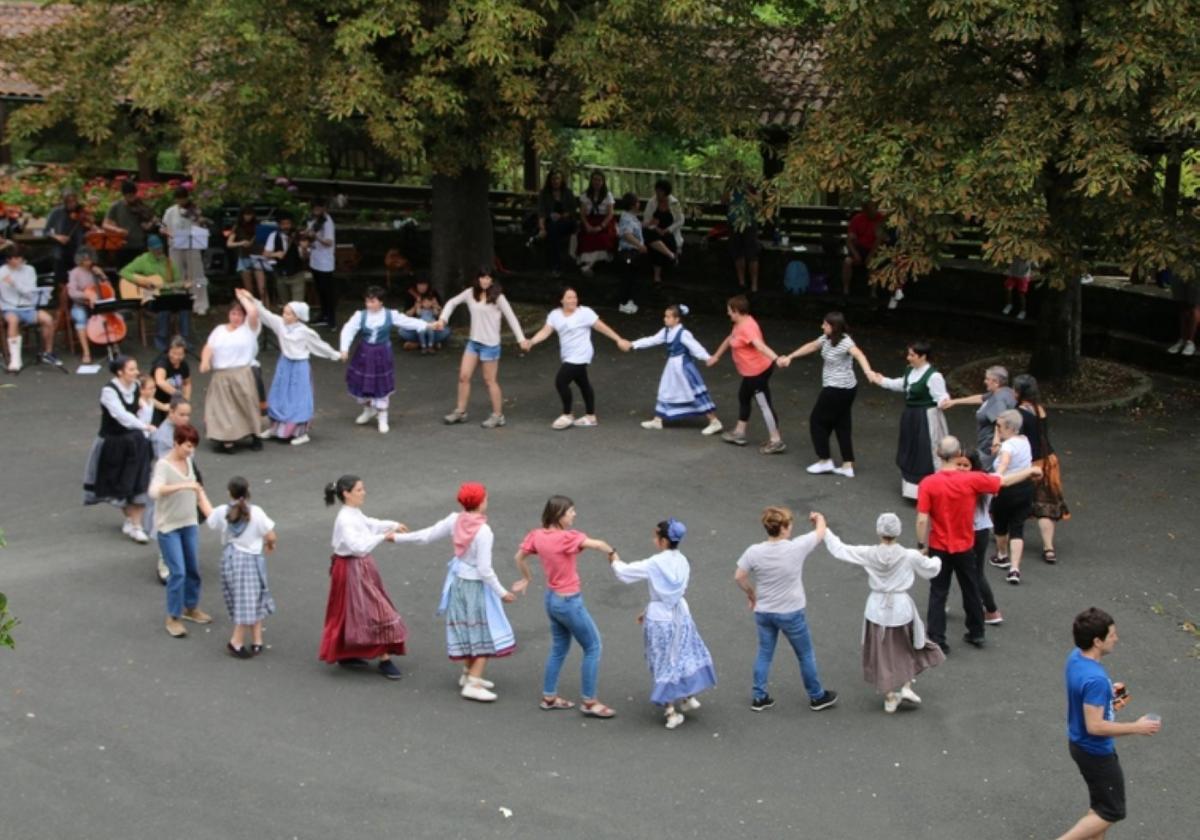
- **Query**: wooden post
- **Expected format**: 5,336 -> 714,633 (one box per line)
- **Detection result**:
522,130 -> 539,194
1163,149 -> 1182,217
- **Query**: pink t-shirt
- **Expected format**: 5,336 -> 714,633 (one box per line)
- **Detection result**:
731,316 -> 771,377
519,528 -> 588,595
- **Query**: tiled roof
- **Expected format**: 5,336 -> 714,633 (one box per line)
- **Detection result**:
0,2 -> 76,99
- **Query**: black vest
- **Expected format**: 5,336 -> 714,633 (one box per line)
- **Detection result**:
271,229 -> 302,275
99,383 -> 139,437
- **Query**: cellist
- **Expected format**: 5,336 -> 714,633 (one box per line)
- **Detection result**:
67,246 -> 110,364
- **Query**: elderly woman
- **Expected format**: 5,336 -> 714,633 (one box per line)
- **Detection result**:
943,364 -> 1017,469
1014,374 -> 1070,565
199,299 -> 263,452
822,513 -> 945,713
66,246 -> 108,365
988,409 -> 1035,585
83,355 -> 155,543
641,179 -> 685,284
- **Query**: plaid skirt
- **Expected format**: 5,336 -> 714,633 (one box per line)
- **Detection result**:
443,577 -> 516,661
220,544 -> 276,625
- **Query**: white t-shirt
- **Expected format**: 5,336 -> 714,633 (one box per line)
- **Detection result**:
999,436 -> 1032,472
735,532 -> 821,614
206,322 -> 261,369
547,306 -> 599,364
205,504 -> 275,554
308,216 -> 336,273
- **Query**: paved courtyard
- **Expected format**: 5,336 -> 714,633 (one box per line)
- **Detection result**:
1,305 -> 1197,839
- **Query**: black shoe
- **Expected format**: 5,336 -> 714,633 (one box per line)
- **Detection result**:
337,657 -> 369,668
250,644 -> 264,656
809,690 -> 839,711
214,442 -> 235,454
933,640 -> 950,656
750,695 -> 776,712
226,642 -> 252,659
249,437 -> 263,451
963,633 -> 986,648
378,659 -> 403,680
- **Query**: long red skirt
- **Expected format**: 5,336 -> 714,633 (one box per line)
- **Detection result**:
318,554 -> 407,663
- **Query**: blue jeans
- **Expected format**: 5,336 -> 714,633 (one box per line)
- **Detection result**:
753,608 -> 824,701
155,308 -> 190,352
159,525 -> 201,617
543,591 -> 602,700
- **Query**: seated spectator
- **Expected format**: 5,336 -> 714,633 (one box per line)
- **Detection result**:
1164,268 -> 1198,357
576,170 -> 616,276
615,193 -> 648,315
0,205 -> 28,252
724,172 -> 761,292
1003,258 -> 1033,320
0,247 -> 61,371
641,179 -> 685,285
842,199 -> 884,295
263,212 -> 305,304
120,234 -> 190,351
226,205 -> 269,306
67,246 -> 109,365
408,288 -> 450,354
398,278 -> 450,350
533,170 -> 577,276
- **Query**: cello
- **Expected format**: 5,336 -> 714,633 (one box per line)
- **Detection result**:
85,275 -> 128,347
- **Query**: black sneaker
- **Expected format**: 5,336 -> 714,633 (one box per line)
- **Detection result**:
809,690 -> 839,711
226,642 -> 252,660
378,659 -> 403,680
963,633 -> 986,648
337,657 -> 369,668
750,695 -> 776,712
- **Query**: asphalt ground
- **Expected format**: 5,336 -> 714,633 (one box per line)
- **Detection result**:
1,303 -> 1197,839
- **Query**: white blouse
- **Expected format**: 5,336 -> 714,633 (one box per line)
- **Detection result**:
391,512 -> 507,597
331,506 -> 399,557
338,308 -> 428,354
440,289 -> 526,346
100,379 -> 151,432
610,549 -> 692,623
206,322 -> 261,369
255,302 -> 340,361
630,325 -> 711,360
879,363 -> 949,407
205,504 -> 276,554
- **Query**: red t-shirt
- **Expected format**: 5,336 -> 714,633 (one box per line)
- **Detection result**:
917,470 -> 1003,553
519,528 -> 588,595
848,211 -> 883,250
731,316 -> 771,377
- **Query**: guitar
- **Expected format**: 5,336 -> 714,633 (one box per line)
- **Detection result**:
118,273 -> 165,303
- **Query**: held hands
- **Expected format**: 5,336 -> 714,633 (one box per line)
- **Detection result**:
706,356 -> 719,368
501,592 -> 517,604
199,359 -> 211,374
1030,466 -> 1044,479
776,355 -> 791,368
636,612 -> 645,625
431,321 -> 444,331
339,352 -> 349,362
511,579 -> 529,595
868,370 -> 884,385
519,339 -> 532,352
617,339 -> 632,352
809,511 -> 825,526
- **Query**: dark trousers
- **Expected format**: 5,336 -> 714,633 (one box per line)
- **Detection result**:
738,364 -> 779,433
544,218 -> 575,271
926,546 -> 984,644
312,270 -> 336,326
618,250 -> 640,303
972,528 -> 999,613
555,362 -> 595,415
809,385 -> 856,461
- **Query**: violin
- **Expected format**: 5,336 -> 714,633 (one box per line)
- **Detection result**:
85,275 -> 128,346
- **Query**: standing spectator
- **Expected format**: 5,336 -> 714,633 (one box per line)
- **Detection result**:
226,205 -> 269,306
119,234 -> 189,351
914,436 -> 1040,653
66,247 -> 109,365
707,294 -> 786,454
942,365 -> 1016,470
103,180 -> 157,268
641,179 -> 685,285
263,212 -> 306,304
1165,269 -> 1198,356
305,197 -> 337,327
0,247 -> 60,370
45,188 -> 90,283
534,170 -> 577,276
724,174 -> 761,293
160,187 -> 210,316
841,200 -> 883,296
1002,258 -> 1033,320
1014,374 -> 1070,565
615,193 -> 648,315
1055,607 -> 1160,840
733,507 -> 838,713
576,171 -> 616,276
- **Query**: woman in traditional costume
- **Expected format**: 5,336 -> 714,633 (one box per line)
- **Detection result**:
338,286 -> 427,435
627,304 -> 722,435
869,340 -> 949,499
199,299 -> 263,452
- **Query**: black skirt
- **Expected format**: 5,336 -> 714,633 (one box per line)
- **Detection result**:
83,431 -> 152,506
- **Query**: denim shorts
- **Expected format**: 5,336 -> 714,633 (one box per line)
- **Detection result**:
465,340 -> 501,361
2,307 -> 37,326
71,303 -> 90,328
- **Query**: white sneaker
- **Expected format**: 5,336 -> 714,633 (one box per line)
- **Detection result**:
355,406 -> 378,425
900,684 -> 922,705
1185,341 -> 1197,357
290,434 -> 311,446
681,697 -> 702,711
5,357 -> 19,372
1167,340 -> 1185,354
622,300 -> 638,314
1016,310 -> 1026,320
833,465 -> 855,478
1001,304 -> 1013,315
701,419 -> 723,436
641,417 -> 663,430
572,416 -> 597,427
1080,273 -> 1094,284
122,520 -> 135,537
883,692 -> 901,714
887,297 -> 899,310
551,414 -> 575,430
893,288 -> 905,302
156,556 -> 170,584
806,460 -> 836,475
459,672 -> 495,689
377,415 -> 390,434
665,711 -> 685,729
129,526 -> 150,544
258,428 -> 273,439
461,679 -> 497,702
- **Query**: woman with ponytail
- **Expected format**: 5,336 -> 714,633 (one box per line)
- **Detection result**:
205,476 -> 278,658
318,475 -> 410,679
626,303 -> 722,435
608,518 -> 717,730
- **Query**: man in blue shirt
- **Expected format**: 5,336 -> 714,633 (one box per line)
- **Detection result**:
1056,608 -> 1160,840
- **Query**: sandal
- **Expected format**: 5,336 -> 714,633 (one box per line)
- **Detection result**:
580,700 -> 617,719
539,695 -> 576,711
1042,548 -> 1057,564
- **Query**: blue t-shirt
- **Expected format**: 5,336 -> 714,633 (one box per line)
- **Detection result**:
1065,648 -> 1115,755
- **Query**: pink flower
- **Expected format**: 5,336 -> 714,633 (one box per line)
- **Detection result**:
275,176 -> 290,186
287,185 -> 299,193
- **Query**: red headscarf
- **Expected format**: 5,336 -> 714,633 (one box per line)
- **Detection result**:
453,483 -> 488,557
456,482 -> 487,511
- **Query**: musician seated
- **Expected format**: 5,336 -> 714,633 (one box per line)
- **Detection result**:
67,246 -> 110,365
0,246 -> 61,371
119,234 -> 189,351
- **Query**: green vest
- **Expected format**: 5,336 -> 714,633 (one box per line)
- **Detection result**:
903,365 -> 937,408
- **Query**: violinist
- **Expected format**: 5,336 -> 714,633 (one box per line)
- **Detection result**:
304,197 -> 336,327
120,235 -> 189,351
46,188 -> 92,282
160,186 -> 210,316
103,180 -> 157,267
67,246 -> 109,364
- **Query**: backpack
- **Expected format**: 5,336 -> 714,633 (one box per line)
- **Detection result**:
783,260 -> 810,294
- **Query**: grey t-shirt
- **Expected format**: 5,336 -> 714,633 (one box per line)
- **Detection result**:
105,199 -> 149,250
735,532 -> 821,614
976,387 -> 1016,468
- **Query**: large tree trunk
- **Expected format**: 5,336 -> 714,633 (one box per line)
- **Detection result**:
1029,275 -> 1082,380
431,166 -> 494,297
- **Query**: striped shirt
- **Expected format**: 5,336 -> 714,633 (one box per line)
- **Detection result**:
819,335 -> 857,388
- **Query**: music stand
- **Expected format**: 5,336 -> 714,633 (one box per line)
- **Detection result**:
149,293 -> 194,357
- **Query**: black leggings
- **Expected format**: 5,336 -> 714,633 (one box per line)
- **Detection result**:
555,362 -> 595,415
810,385 -> 856,461
737,364 -> 779,433
312,269 -> 336,326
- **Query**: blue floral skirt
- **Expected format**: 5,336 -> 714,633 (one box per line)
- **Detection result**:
644,614 -> 717,705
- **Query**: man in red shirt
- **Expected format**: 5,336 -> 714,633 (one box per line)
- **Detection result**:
842,200 -> 884,294
916,435 -> 1041,653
